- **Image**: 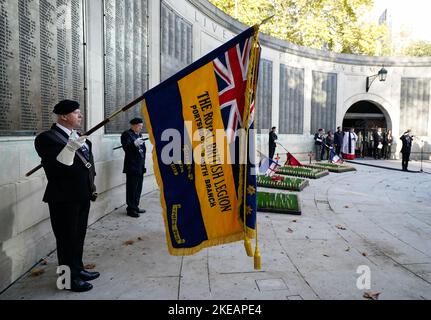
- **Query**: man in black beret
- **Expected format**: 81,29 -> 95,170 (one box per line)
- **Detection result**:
269,126 -> 278,159
34,100 -> 99,292
121,118 -> 147,218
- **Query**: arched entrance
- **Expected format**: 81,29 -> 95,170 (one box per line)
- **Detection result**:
343,100 -> 390,157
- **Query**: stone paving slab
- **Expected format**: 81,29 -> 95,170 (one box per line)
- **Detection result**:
1,159 -> 431,300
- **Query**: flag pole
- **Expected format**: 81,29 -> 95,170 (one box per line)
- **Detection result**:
239,24 -> 261,267
259,14 -> 275,26
25,94 -> 147,177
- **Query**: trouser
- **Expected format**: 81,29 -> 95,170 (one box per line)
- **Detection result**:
269,147 -> 276,160
126,173 -> 144,213
48,200 -> 90,279
315,145 -> 322,161
335,145 -> 341,156
374,146 -> 382,159
402,152 -> 410,171
321,145 -> 327,160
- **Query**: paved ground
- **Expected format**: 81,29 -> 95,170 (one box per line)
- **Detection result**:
1,159 -> 431,300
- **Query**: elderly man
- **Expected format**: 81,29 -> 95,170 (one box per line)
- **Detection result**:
34,100 -> 99,292
121,118 -> 147,218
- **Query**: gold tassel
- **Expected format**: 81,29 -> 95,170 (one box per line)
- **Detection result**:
244,237 -> 253,257
254,246 -> 261,270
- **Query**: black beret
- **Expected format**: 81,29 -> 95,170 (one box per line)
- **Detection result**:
53,100 -> 80,115
130,117 -> 143,125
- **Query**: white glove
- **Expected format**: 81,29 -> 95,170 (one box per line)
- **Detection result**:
56,132 -> 87,166
134,137 -> 145,147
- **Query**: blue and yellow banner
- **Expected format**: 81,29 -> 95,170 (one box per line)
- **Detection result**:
142,26 -> 260,258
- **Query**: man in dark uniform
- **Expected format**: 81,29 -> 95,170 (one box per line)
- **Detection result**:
121,118 -> 147,218
334,126 -> 344,156
34,100 -> 99,292
373,127 -> 384,159
400,129 -> 414,171
269,126 -> 277,160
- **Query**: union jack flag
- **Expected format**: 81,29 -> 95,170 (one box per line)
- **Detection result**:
213,36 -> 255,143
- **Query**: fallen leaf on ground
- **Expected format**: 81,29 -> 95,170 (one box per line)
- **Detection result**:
137,236 -> 143,241
362,252 -> 367,257
344,205 -> 351,208
323,254 -> 330,257
287,228 -> 294,233
363,291 -> 381,300
345,247 -> 351,252
292,220 -> 297,223
85,264 -> 96,270
305,236 -> 310,240
336,224 -> 347,230
31,269 -> 45,277
124,240 -> 135,246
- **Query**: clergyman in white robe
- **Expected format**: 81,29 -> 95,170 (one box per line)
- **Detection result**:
341,130 -> 358,160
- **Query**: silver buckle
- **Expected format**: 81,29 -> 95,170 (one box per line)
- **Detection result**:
85,163 -> 92,169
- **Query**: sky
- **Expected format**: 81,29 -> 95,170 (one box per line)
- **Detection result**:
371,0 -> 431,41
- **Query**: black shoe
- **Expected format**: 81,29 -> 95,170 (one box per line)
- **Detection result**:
127,211 -> 140,218
138,208 -> 146,213
69,278 -> 93,292
79,270 -> 100,281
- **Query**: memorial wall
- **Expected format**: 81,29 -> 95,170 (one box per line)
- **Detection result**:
103,0 -> 149,133
0,0 -> 85,136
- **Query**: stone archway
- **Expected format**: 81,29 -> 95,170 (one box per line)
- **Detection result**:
342,94 -> 395,158
342,93 -> 395,132
343,101 -> 388,131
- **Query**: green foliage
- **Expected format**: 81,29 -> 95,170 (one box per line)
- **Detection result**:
209,0 -> 387,55
276,165 -> 329,179
256,175 -> 308,191
257,192 -> 300,213
402,41 -> 431,57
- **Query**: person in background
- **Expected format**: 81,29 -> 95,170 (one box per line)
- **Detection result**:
341,127 -> 358,160
373,127 -> 384,159
269,126 -> 278,160
121,118 -> 147,218
314,128 -> 325,161
400,129 -> 414,171
325,130 -> 335,160
356,131 -> 364,158
383,129 -> 393,160
334,126 -> 344,156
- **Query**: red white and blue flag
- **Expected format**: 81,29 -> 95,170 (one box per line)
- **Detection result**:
329,148 -> 343,164
214,37 -> 255,143
259,153 -> 281,177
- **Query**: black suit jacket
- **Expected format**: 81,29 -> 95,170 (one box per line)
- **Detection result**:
34,124 -> 96,203
373,132 -> 384,147
400,134 -> 413,154
269,132 -> 277,149
121,129 -> 146,175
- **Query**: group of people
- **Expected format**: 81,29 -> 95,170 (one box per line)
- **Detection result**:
313,127 -> 351,161
313,127 -> 397,161
270,124 -> 415,172
34,100 -> 147,292
357,128 -> 394,160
